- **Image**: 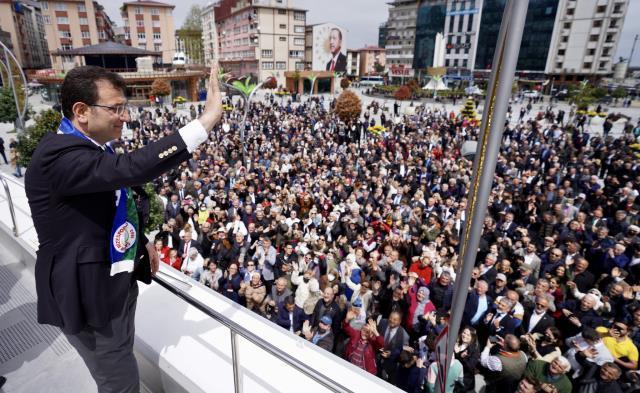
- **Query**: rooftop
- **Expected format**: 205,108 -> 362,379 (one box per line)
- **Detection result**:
122,0 -> 175,9
50,41 -> 160,56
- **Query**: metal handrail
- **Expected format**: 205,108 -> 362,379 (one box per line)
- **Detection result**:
0,174 -> 18,236
152,271 -> 353,393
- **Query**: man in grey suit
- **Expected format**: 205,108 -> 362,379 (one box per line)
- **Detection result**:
376,310 -> 409,384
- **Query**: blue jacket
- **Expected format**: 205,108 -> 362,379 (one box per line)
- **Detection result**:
275,304 -> 305,333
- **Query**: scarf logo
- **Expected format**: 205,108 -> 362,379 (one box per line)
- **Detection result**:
113,222 -> 137,253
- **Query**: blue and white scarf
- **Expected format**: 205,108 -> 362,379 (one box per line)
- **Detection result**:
58,117 -> 139,276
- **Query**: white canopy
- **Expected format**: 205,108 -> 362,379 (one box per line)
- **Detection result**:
465,85 -> 483,95
423,77 -> 448,91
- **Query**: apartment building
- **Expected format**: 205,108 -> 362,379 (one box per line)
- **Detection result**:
202,2 -> 218,66
37,0 -> 114,70
385,0 -> 418,79
121,0 -> 175,65
545,0 -> 629,82
0,0 -> 50,69
214,0 -> 307,84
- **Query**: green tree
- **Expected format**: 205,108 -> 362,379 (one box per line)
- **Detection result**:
17,109 -> 62,167
143,183 -> 164,233
373,62 -> 385,74
0,87 -> 18,124
612,87 -> 627,100
182,5 -> 203,30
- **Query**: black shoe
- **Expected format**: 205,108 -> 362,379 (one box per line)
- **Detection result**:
0,375 -> 6,389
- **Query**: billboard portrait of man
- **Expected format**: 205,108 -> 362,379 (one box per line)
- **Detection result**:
326,28 -> 346,72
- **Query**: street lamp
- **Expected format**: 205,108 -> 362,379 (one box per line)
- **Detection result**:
0,41 -> 27,133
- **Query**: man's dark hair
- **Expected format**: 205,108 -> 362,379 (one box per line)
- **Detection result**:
330,27 -> 342,41
60,66 -> 127,119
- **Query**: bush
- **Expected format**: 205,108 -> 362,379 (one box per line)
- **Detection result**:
335,90 -> 362,123
340,78 -> 350,89
263,76 -> 277,90
151,79 -> 171,97
394,85 -> 412,101
17,109 -> 62,168
0,87 -> 18,124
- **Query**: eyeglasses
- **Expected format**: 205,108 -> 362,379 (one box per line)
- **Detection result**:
535,303 -> 547,307
90,103 -> 131,117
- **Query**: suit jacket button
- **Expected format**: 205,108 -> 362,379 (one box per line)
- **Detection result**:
171,146 -> 177,152
158,153 -> 164,158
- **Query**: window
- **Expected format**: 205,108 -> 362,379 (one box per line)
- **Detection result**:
153,32 -> 161,40
40,1 -> 48,10
124,32 -> 130,39
135,7 -> 143,14
278,9 -> 286,15
81,31 -> 90,39
586,49 -> 594,55
558,49 -> 566,55
561,36 -> 568,43
566,8 -> 574,15
138,43 -> 146,50
57,17 -> 69,24
151,8 -> 160,15
294,25 -> 304,33
99,31 -> 106,39
59,30 -> 71,38
137,20 -> 145,27
138,33 -> 146,40
596,5 -> 606,13
592,20 -> 602,27
294,38 -> 304,46
583,62 -> 592,69
154,44 -> 161,51
276,61 -> 286,69
77,3 -> 86,12
295,62 -> 304,70
556,62 -> 562,69
61,44 -> 73,51
294,11 -> 305,21
599,61 -> 607,69
564,22 -> 571,29
261,49 -> 273,57
289,50 -> 303,58
279,36 -> 286,41
152,20 -> 160,28
79,18 -> 88,25
262,61 -> 274,70
279,24 -> 286,29
589,35 -> 598,42
54,3 -> 67,11
43,15 -> 51,24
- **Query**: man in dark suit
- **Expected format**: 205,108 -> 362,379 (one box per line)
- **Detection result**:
178,230 -> 202,260
377,310 -> 409,384
25,65 -> 222,392
325,28 -> 346,72
164,193 -> 180,221
484,297 -> 518,337
519,296 -> 555,335
462,280 -> 492,328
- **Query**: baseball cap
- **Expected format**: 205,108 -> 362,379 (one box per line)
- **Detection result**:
320,315 -> 333,325
352,299 -> 363,308
496,273 -> 507,281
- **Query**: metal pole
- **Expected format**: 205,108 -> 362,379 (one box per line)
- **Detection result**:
435,1 -> 529,392
629,34 -> 639,73
230,330 -> 241,393
4,48 -> 24,133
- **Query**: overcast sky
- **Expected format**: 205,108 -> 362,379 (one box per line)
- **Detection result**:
103,0 -> 640,66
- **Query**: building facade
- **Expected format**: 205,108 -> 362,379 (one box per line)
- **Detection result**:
36,0 -> 114,70
385,0 -> 419,79
357,46 -> 385,76
121,0 -> 175,65
378,22 -> 388,48
0,0 -> 50,69
214,0 -> 306,84
202,2 -> 217,66
346,49 -> 359,76
545,0 -> 628,82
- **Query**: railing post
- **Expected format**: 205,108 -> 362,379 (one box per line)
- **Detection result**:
230,330 -> 241,393
0,176 -> 18,236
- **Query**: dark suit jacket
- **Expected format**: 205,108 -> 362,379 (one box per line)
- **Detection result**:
485,313 -> 518,336
462,292 -> 493,327
377,319 -> 409,361
326,52 -> 347,72
275,304 -> 305,333
177,239 -> 203,257
519,311 -> 555,335
26,131 -> 191,334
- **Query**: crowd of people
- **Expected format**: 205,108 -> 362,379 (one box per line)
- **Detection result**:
118,90 -> 640,393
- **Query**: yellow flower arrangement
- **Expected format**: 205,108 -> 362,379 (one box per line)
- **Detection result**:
222,104 -> 234,111
367,124 -> 387,136
173,96 -> 186,104
587,110 -> 597,117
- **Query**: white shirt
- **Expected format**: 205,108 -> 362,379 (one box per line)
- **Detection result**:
527,310 -> 545,333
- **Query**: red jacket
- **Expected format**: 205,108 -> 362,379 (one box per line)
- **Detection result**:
342,320 -> 384,375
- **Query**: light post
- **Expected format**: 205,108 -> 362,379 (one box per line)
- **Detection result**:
0,42 -> 27,133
